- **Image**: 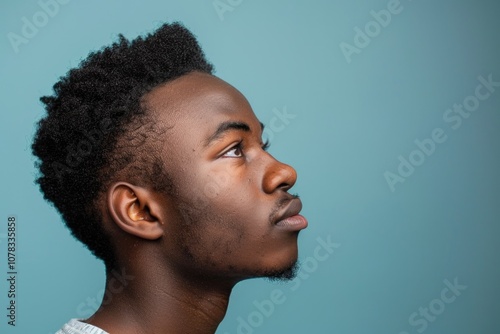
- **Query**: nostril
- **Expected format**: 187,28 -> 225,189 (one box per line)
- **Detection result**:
276,167 -> 296,192
278,182 -> 291,191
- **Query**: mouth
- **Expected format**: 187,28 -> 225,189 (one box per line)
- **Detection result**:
274,198 -> 308,231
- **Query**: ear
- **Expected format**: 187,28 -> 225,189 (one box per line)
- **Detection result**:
107,182 -> 164,240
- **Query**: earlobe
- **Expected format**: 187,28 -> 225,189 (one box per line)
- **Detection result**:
107,182 -> 164,240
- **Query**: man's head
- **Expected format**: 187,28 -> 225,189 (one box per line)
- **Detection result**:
33,23 -> 306,283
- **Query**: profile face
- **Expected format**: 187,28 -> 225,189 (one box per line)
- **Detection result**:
144,72 -> 307,282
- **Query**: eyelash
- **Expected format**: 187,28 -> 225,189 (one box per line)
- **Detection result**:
262,140 -> 270,151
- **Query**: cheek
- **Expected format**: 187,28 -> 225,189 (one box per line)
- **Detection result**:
179,164 -> 265,224
173,193 -> 270,261
187,194 -> 270,248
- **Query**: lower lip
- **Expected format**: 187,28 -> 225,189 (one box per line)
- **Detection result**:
275,214 -> 308,231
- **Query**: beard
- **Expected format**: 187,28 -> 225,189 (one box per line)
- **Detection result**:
264,260 -> 299,282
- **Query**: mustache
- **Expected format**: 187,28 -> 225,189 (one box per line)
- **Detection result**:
269,193 -> 300,224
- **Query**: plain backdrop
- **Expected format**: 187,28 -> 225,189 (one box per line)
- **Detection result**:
1,0 -> 499,333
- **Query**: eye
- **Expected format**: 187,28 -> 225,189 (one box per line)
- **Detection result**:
222,143 -> 243,158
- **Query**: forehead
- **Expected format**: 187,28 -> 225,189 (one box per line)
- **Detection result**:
143,71 -> 256,128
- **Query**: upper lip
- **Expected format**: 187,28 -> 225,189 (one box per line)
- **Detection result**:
274,197 -> 303,224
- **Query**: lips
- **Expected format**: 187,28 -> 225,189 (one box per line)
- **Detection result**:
274,198 -> 308,231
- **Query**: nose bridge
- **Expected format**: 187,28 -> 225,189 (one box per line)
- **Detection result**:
261,153 -> 297,193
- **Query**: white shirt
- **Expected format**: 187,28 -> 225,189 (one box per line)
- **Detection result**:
56,319 -> 108,334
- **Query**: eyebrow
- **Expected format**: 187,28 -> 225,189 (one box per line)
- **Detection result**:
205,121 -> 265,147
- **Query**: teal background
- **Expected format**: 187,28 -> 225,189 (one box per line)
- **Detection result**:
1,0 -> 499,333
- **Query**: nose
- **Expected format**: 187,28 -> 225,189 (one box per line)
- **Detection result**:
262,155 -> 297,194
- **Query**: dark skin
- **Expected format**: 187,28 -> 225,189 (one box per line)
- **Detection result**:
85,72 -> 307,334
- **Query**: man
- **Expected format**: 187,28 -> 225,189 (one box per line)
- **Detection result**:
33,22 -> 307,334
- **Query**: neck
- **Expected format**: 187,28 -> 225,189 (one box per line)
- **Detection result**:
86,264 -> 236,334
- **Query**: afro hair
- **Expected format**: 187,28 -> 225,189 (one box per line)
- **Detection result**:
32,22 -> 214,269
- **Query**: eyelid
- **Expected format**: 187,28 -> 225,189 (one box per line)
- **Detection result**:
219,140 -> 244,158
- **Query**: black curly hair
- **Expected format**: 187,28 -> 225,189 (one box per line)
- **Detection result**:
32,22 -> 214,270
